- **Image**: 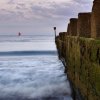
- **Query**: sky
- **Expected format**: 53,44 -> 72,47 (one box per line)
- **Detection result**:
0,0 -> 93,35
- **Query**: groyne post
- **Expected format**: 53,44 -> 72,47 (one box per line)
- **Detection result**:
69,18 -> 78,36
55,0 -> 100,99
77,13 -> 91,38
67,23 -> 70,35
91,0 -> 100,38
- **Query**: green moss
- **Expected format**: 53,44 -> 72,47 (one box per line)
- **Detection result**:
55,36 -> 100,99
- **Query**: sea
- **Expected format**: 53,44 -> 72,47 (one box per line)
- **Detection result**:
0,35 -> 73,100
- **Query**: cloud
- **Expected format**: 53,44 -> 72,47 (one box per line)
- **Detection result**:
72,0 -> 93,4
0,0 -> 93,20
0,0 -> 93,35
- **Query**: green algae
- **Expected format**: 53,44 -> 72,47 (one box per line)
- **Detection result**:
56,35 -> 100,100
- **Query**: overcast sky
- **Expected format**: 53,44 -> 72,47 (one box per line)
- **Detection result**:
0,0 -> 93,35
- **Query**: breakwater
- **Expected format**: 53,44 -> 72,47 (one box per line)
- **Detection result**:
55,0 -> 100,100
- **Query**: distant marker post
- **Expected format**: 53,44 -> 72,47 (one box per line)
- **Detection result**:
53,27 -> 56,39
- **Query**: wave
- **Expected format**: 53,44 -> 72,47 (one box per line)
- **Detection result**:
0,50 -> 57,56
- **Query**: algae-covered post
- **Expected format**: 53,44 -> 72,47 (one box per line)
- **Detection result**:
69,18 -> 78,36
67,23 -> 70,35
91,0 -> 100,38
55,0 -> 100,99
77,13 -> 91,38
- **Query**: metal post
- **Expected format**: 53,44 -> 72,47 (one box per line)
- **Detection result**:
53,27 -> 56,39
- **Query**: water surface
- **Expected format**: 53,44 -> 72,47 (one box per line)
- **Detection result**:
0,35 -> 72,100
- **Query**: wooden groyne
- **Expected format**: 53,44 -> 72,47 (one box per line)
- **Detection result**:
55,0 -> 100,100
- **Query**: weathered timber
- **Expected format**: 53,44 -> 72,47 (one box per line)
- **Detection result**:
56,36 -> 100,100
91,0 -> 100,38
55,0 -> 100,100
67,23 -> 70,35
69,18 -> 78,36
77,13 -> 91,38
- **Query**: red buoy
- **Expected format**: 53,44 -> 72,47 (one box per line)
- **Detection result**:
18,32 -> 21,36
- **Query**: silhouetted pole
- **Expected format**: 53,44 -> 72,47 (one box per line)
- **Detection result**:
53,27 -> 56,39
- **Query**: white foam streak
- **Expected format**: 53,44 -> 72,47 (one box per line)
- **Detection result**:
0,56 -> 72,99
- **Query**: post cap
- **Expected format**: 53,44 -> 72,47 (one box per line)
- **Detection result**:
54,27 -> 56,30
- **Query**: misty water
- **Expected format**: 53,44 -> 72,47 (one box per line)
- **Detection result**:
0,35 -> 72,100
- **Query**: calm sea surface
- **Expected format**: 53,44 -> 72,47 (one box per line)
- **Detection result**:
0,35 -> 72,100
